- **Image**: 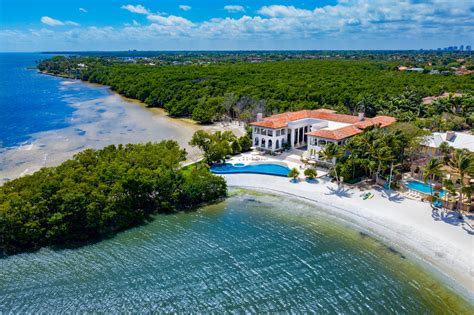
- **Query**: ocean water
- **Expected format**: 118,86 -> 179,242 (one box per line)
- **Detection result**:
0,54 -> 472,313
0,192 -> 471,313
0,53 -> 107,148
0,53 -> 200,182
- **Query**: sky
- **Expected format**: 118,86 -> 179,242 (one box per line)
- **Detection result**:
0,0 -> 473,51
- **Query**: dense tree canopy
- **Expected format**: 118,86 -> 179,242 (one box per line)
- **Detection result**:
0,141 -> 227,255
38,56 -> 473,126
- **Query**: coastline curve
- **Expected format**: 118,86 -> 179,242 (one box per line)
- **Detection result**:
223,173 -> 474,304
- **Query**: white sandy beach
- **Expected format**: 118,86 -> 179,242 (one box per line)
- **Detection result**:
223,173 -> 474,301
1,75 -> 471,304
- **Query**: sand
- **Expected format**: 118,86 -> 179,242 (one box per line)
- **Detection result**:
2,76 -> 471,303
0,81 -> 244,184
223,173 -> 474,302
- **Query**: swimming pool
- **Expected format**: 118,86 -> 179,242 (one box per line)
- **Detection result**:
406,180 -> 445,197
210,163 -> 291,177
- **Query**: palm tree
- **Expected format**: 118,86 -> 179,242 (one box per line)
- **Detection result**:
344,139 -> 359,178
443,179 -> 457,202
449,149 -> 474,214
373,139 -> 394,182
438,141 -> 451,164
319,142 -> 342,184
423,158 -> 443,204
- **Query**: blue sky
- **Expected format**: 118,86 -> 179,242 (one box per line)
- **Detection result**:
0,0 -> 473,51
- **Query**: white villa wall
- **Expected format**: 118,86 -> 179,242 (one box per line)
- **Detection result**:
252,127 -> 287,151
252,118 -> 351,158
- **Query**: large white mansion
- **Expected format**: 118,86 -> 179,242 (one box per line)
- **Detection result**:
250,109 -> 396,164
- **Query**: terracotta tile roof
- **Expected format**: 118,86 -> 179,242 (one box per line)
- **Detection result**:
422,92 -> 464,105
250,120 -> 288,129
354,116 -> 396,129
306,125 -> 363,140
251,109 -> 396,129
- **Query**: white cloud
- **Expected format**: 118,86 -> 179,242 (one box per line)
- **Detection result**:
4,1 -> 471,51
258,5 -> 312,18
40,16 -> 79,27
120,4 -> 192,28
121,4 -> 150,15
224,5 -> 245,13
147,14 -> 194,27
79,8 -> 87,13
179,5 -> 192,11
132,20 -> 140,26
41,16 -> 64,26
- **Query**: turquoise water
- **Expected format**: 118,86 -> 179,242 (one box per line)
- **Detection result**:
0,53 -> 471,313
406,180 -> 446,197
0,192 -> 471,313
211,162 -> 291,176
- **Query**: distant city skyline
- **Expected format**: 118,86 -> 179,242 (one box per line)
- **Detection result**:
0,0 -> 473,52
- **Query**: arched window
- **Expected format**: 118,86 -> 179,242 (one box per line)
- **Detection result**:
268,139 -> 273,149
261,138 -> 266,148
254,138 -> 259,146
276,140 -> 280,149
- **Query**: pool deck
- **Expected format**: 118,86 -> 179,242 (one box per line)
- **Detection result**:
228,150 -> 328,178
222,173 -> 474,301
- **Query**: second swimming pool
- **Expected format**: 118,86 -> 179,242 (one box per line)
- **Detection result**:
406,180 -> 446,197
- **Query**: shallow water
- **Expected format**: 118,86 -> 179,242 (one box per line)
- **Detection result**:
1,191 -> 471,313
0,53 -> 200,183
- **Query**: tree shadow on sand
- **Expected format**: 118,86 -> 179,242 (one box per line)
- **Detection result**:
325,185 -> 353,198
380,189 -> 405,204
431,208 -> 474,235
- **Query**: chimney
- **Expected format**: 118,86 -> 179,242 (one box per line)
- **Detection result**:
256,113 -> 263,122
446,131 -> 456,142
358,112 -> 365,121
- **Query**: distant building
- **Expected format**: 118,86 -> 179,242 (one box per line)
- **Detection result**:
397,66 -> 408,71
422,131 -> 474,155
422,92 -> 464,105
456,67 -> 474,76
406,67 -> 424,73
459,45 -> 464,51
466,45 -> 472,51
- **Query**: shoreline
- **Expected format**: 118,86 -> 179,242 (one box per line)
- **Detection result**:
222,173 -> 474,303
1,74 -> 244,184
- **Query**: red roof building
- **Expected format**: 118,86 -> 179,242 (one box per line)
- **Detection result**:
250,109 -> 396,164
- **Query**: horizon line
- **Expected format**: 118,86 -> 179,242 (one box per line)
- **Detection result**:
1,49 -> 473,54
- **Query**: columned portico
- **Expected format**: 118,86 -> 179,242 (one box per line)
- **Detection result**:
287,125 -> 309,149
290,129 -> 295,148
250,109 -> 396,154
